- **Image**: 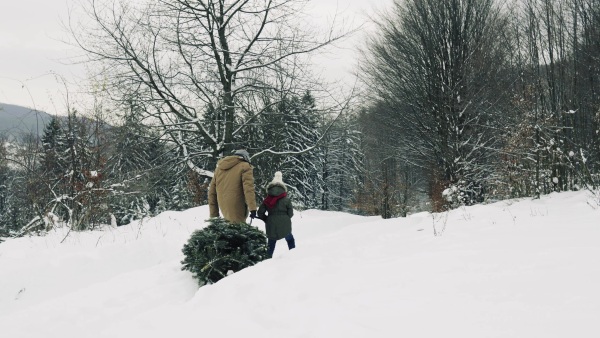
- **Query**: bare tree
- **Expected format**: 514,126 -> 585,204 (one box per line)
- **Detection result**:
497,0 -> 600,198
71,0 -> 348,177
361,0 -> 513,209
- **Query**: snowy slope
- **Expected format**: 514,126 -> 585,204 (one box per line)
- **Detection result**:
1,191 -> 599,338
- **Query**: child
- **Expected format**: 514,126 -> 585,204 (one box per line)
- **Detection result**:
258,171 -> 295,258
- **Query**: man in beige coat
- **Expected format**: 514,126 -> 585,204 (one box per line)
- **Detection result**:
208,149 -> 258,223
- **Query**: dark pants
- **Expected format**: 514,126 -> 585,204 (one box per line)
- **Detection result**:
267,233 -> 295,258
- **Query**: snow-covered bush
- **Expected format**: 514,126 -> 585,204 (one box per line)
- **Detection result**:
181,218 -> 267,285
442,180 -> 485,209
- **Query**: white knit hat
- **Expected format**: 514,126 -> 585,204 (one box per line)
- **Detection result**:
266,171 -> 286,192
271,171 -> 284,185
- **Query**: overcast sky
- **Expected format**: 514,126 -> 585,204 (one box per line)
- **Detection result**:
0,0 -> 385,115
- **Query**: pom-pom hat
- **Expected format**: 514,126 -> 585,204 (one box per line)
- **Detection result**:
271,171 -> 284,185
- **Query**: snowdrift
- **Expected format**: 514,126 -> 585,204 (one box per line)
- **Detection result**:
1,191 -> 599,338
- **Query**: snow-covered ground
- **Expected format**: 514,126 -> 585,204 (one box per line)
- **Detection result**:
1,191 -> 599,338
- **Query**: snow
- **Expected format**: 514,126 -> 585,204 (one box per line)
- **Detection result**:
1,191 -> 600,337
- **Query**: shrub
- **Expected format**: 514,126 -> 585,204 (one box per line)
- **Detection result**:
181,217 -> 268,285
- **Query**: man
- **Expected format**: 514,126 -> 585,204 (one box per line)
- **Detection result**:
208,149 -> 258,223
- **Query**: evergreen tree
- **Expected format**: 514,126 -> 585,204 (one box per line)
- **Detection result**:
241,91 -> 322,207
106,106 -> 157,225
181,218 -> 267,285
276,92 -> 322,207
37,116 -> 68,222
35,111 -> 97,230
40,117 -> 64,179
108,107 -> 154,176
106,105 -> 198,225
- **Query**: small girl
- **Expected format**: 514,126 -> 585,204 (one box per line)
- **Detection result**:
258,171 -> 295,258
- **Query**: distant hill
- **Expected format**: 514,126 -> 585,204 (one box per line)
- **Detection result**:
0,102 -> 53,139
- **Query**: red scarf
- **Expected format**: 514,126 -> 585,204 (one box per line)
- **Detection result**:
263,192 -> 287,209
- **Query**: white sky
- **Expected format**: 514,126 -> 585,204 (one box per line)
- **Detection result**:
0,0 -> 81,113
0,0 -> 386,115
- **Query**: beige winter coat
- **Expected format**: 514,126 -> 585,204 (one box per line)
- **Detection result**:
208,156 -> 258,223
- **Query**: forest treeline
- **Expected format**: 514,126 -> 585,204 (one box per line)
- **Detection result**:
1,0 -> 599,236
